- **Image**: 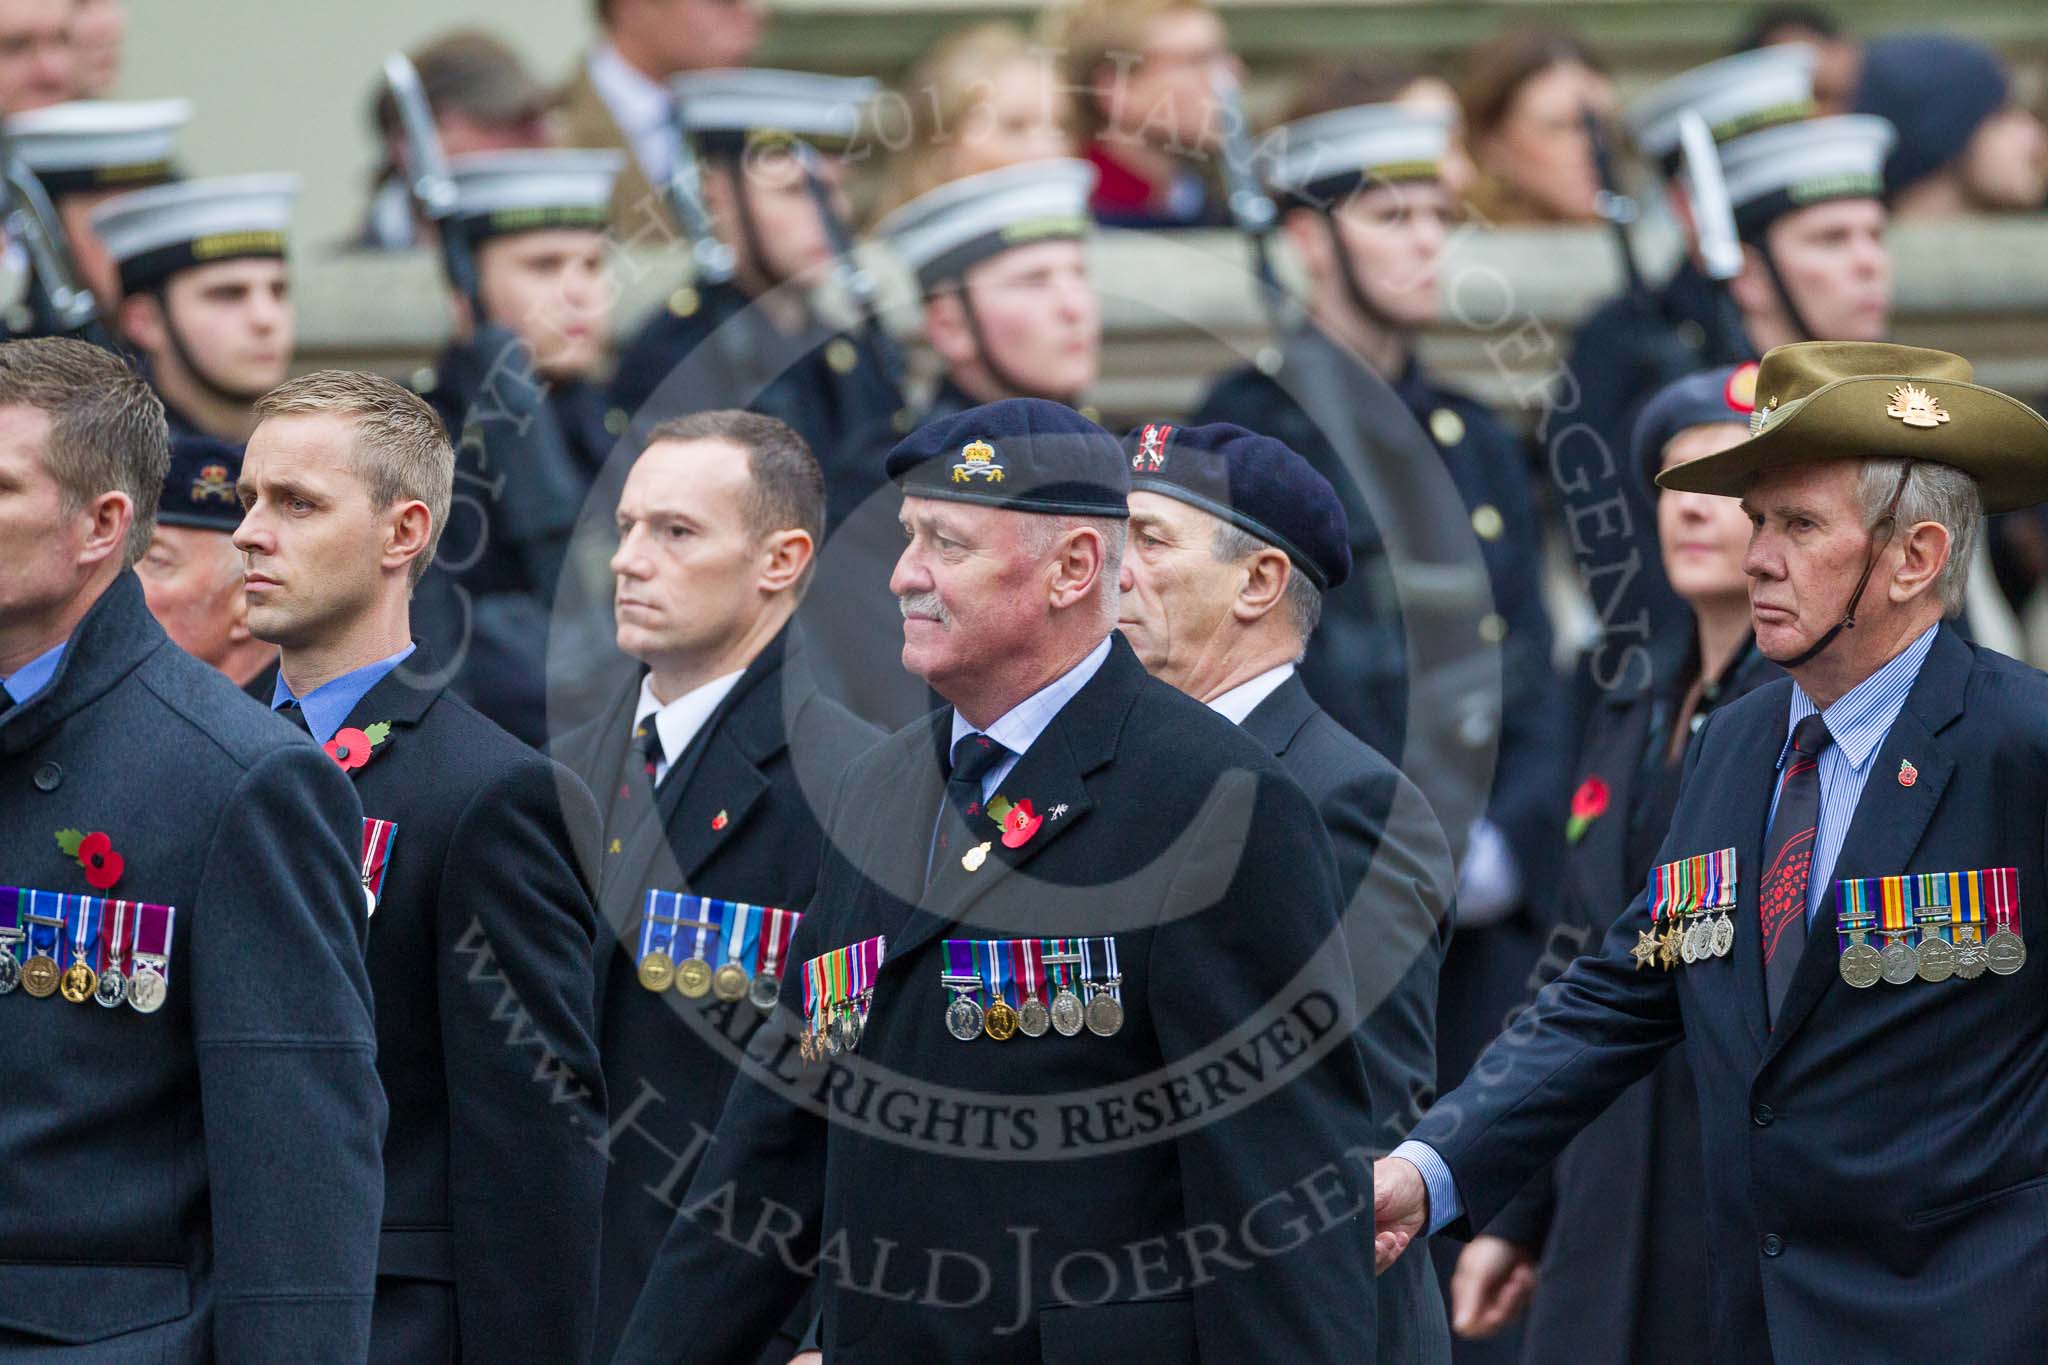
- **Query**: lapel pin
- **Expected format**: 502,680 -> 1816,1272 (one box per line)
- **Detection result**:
324,721 -> 392,773
962,841 -> 991,872
712,809 -> 729,831
608,838 -> 622,855
1897,759 -> 1918,788
1049,803 -> 1070,821
55,827 -> 125,891
1000,799 -> 1042,849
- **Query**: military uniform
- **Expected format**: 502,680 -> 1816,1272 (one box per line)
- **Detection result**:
0,574 -> 385,1362
615,400 -> 1381,1363
553,627 -> 880,1364
276,646 -> 610,1365
1397,343 -> 2048,1363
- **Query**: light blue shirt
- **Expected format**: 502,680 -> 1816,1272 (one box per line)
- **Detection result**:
0,642 -> 66,708
272,644 -> 418,745
947,633 -> 1114,799
1768,623 -> 1937,924
1397,624 -> 1941,1237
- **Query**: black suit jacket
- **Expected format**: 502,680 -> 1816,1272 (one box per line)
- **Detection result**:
1242,674 -> 1454,1365
553,628 -> 881,1364
614,635 -> 1381,1364
331,649 -> 608,1365
0,573 -> 385,1363
1413,625 -> 2048,1362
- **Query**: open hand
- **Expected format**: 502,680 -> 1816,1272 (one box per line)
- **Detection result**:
1451,1234 -> 1539,1338
1372,1155 -> 1429,1273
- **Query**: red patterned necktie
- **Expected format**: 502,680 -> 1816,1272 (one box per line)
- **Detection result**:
1759,713 -> 1832,1023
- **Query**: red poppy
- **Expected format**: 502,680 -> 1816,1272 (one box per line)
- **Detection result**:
1565,776 -> 1610,844
1000,799 -> 1043,850
77,831 -> 124,890
325,727 -> 372,771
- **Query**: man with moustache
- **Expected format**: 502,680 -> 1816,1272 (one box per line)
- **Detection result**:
0,337 -> 384,1362
237,369 -> 607,1365
1116,419 -> 1457,1365
136,433 -> 276,688
614,399 -> 1381,1363
553,409 -> 878,1364
1376,342 -> 2048,1362
809,159 -> 1103,730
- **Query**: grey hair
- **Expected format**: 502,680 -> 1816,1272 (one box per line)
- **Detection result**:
1857,458 -> 1979,616
1213,521 -> 1323,656
1026,513 -> 1127,621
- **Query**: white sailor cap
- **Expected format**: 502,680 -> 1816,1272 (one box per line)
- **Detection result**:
1707,113 -> 1895,239
90,173 -> 299,294
673,69 -> 878,153
448,149 -> 625,240
1626,45 -> 1817,171
1264,103 -> 1450,206
874,157 -> 1096,293
7,98 -> 190,196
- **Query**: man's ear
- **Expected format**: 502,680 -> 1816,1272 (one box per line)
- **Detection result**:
1233,547 -> 1292,623
925,291 -> 975,371
75,490 -> 133,572
758,527 -> 814,595
1891,517 -> 1953,606
1728,242 -> 1776,318
384,499 -> 435,576
1280,206 -> 1330,283
118,292 -> 165,355
1046,524 -> 1106,610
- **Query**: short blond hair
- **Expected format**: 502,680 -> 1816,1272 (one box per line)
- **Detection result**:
1040,0 -> 1210,140
254,370 -> 453,585
873,23 -> 1068,219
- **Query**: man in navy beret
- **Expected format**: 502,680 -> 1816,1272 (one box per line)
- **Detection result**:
618,397 -> 1383,1364
135,433 -> 276,690
1118,419 -> 1456,1365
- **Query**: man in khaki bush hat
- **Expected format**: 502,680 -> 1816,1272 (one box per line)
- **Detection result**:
1373,340 -> 2048,1363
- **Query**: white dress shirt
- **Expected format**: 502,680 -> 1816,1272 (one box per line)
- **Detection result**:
947,634 -> 1115,800
588,43 -> 673,189
1205,663 -> 1296,726
633,668 -> 746,785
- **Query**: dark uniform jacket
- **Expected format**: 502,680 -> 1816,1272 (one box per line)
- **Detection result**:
610,278 -> 901,486
328,649 -> 609,1365
1414,625 -> 2048,1363
0,573 -> 385,1362
614,635 -> 1382,1363
1488,638 -> 1777,1364
419,352 -> 621,746
1242,673 -> 1455,1365
1556,261 -> 1752,682
553,627 -> 880,1365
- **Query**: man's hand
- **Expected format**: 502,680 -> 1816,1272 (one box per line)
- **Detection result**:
1372,1155 -> 1429,1273
1451,1234 -> 1539,1338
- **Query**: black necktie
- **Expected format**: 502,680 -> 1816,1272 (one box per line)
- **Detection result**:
928,732 -> 1012,885
1760,713 -> 1832,1023
279,700 -> 312,736
603,721 -> 667,852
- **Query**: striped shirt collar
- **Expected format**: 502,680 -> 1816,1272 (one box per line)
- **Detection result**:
949,633 -> 1113,784
1778,623 -> 1939,773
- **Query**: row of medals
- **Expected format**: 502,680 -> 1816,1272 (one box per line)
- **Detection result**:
801,991 -> 875,1063
942,968 -> 1124,1042
1839,924 -> 2025,989
1654,907 -> 1736,968
637,947 -> 782,1012
0,941 -> 168,1013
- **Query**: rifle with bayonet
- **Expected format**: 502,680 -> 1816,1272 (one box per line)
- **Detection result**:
1675,110 -> 1755,366
0,118 -> 113,347
1212,67 -> 1295,343
795,138 -> 906,404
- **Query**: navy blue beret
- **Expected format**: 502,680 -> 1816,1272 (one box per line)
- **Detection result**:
886,397 -> 1129,519
157,433 -> 244,532
1631,362 -> 1758,490
1854,33 -> 2009,198
1119,421 -> 1351,591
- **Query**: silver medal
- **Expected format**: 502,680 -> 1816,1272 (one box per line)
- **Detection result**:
1986,929 -> 2025,976
1916,936 -> 1957,984
1879,936 -> 1919,986
0,953 -> 18,995
946,994 -> 984,1041
1049,988 -> 1084,1037
95,968 -> 127,1008
1084,980 -> 1124,1037
1954,936 -> 1989,980
1711,911 -> 1735,958
836,1005 -> 864,1053
1839,941 -> 1883,989
747,972 -> 782,1011
1017,996 -> 1050,1038
127,968 -> 167,1014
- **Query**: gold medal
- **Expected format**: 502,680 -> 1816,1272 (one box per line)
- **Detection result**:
713,962 -> 751,1002
983,995 -> 1018,1041
674,957 -> 713,998
637,950 -> 676,993
21,954 -> 59,999
59,959 -> 96,1004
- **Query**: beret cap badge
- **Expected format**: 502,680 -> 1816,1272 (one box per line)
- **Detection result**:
951,438 -> 1005,484
1886,382 -> 1950,430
